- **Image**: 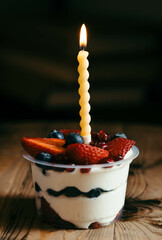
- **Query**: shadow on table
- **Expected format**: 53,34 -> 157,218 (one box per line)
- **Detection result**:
0,196 -> 59,239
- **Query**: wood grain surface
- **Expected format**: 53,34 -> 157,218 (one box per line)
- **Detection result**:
0,121 -> 162,240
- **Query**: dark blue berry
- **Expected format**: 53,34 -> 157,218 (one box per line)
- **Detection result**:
65,132 -> 84,146
35,152 -> 52,170
112,132 -> 127,139
48,129 -> 64,139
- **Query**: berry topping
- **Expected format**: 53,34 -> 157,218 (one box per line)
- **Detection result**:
98,130 -> 111,142
66,143 -> 109,165
100,158 -> 114,168
80,168 -> 91,173
113,154 -> 123,161
65,167 -> 75,172
100,158 -> 114,164
89,222 -> 100,229
48,129 -> 64,139
35,152 -> 53,170
96,142 -> 109,150
60,129 -> 81,138
107,137 -> 135,159
91,132 -> 99,142
35,152 -> 52,162
115,207 -> 124,221
112,132 -> 127,139
52,153 -> 68,164
21,137 -> 66,157
65,132 -> 84,146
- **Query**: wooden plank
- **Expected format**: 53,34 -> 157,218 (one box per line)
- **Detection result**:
0,122 -> 162,239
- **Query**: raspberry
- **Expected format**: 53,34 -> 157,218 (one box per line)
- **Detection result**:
98,130 -> 111,142
89,222 -> 100,229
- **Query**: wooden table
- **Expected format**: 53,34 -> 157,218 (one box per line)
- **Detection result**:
0,121 -> 162,240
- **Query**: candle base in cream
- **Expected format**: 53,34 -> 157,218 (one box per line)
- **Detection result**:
83,135 -> 91,144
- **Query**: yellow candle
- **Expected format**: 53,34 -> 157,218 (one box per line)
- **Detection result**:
77,24 -> 91,144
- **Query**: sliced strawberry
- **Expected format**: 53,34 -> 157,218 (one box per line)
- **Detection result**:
21,137 -> 66,157
60,129 -> 81,137
107,137 -> 135,159
66,143 -> 109,165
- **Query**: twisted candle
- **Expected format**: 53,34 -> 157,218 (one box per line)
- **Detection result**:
77,48 -> 91,144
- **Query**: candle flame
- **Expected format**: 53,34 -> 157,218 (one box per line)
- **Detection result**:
79,24 -> 87,48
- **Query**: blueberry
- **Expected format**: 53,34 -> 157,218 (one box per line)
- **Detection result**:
48,129 -> 64,139
112,132 -> 127,139
35,152 -> 52,170
65,132 -> 84,146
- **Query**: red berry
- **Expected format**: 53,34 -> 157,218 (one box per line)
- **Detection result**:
100,158 -> 114,164
59,129 -> 80,138
80,168 -> 91,173
115,207 -> 123,221
113,154 -> 123,161
91,132 -> 99,142
89,222 -> 100,229
66,143 -> 109,165
65,168 -> 75,172
21,137 -> 66,157
107,137 -> 135,159
96,142 -> 109,150
98,130 -> 111,142
100,158 -> 114,168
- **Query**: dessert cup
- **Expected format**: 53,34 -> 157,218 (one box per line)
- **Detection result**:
23,145 -> 139,229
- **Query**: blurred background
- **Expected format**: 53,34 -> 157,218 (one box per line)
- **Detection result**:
1,0 -> 162,124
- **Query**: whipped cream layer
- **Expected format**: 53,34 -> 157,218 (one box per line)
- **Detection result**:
36,182 -> 126,228
31,149 -> 133,229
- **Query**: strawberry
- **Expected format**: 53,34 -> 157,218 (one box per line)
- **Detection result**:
66,143 -> 109,165
21,137 -> 66,157
60,129 -> 81,137
107,137 -> 135,159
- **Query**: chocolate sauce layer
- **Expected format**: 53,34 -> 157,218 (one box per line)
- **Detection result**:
35,182 -> 41,192
47,187 -> 112,198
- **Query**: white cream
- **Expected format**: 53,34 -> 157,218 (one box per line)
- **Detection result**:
31,149 -> 133,229
39,182 -> 127,229
32,163 -> 129,192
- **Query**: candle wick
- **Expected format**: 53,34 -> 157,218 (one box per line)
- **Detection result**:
80,45 -> 87,51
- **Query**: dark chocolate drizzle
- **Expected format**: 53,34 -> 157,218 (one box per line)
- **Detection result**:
35,182 -> 41,192
47,187 -> 111,198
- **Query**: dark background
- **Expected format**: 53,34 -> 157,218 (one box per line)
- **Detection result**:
1,0 -> 162,124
